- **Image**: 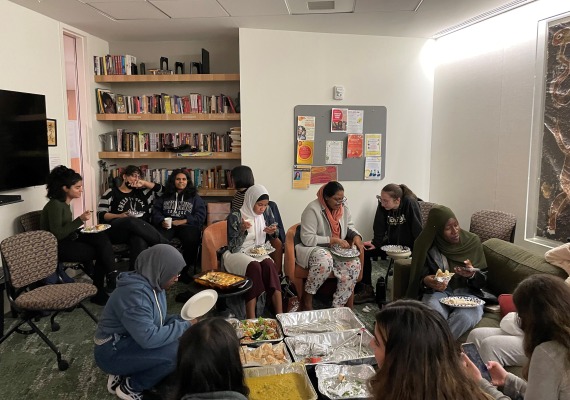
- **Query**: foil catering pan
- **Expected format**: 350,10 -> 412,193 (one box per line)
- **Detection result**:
277,307 -> 365,336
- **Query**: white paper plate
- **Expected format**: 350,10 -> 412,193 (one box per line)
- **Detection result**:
380,245 -> 410,253
439,295 -> 485,308
80,224 -> 111,234
245,245 -> 276,257
127,210 -> 145,218
330,245 -> 360,258
181,289 -> 218,320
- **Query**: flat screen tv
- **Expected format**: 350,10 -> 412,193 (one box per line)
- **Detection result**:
0,89 -> 50,192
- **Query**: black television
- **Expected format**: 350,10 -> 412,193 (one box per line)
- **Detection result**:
0,89 -> 50,192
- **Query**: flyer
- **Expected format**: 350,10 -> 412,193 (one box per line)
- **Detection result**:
293,165 -> 311,189
297,115 -> 315,141
310,166 -> 338,184
296,140 -> 314,164
364,157 -> 382,180
331,108 -> 348,132
325,140 -> 343,164
365,133 -> 382,157
347,109 -> 364,134
346,134 -> 363,158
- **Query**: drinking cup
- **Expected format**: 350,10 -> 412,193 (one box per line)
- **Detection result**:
164,217 -> 172,229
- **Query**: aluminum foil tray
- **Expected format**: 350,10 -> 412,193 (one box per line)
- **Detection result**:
244,363 -> 318,400
316,364 -> 375,399
227,317 -> 284,344
240,342 -> 293,368
284,330 -> 376,366
277,307 -> 365,336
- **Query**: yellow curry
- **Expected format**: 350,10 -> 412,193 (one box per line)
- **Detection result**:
246,372 -> 310,400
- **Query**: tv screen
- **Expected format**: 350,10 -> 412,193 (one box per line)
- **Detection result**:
0,89 -> 50,192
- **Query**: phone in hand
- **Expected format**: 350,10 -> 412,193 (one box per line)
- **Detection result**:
267,222 -> 278,228
461,342 -> 492,382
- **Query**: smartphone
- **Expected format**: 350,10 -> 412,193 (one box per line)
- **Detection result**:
268,222 -> 278,227
461,342 -> 492,382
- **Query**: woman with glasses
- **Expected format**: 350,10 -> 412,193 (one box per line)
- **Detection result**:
355,183 -> 422,304
465,275 -> 570,400
296,181 -> 363,310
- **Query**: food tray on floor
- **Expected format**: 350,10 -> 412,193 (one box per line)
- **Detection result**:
277,307 -> 365,336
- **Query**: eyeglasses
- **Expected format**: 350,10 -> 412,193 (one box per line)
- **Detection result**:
330,196 -> 347,205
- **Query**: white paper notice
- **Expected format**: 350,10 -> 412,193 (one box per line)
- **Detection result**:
365,134 -> 382,157
325,140 -> 344,164
364,157 -> 382,180
347,110 -> 364,134
49,155 -> 61,171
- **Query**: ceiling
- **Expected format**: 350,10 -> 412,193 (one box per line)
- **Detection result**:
10,0 -> 535,42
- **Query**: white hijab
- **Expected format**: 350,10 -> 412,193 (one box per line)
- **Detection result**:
240,184 -> 269,245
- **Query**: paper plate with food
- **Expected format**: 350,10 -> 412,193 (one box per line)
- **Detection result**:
127,210 -> 145,218
440,295 -> 485,308
81,224 -> 111,234
245,244 -> 275,258
330,244 -> 360,258
434,268 -> 455,283
380,244 -> 410,253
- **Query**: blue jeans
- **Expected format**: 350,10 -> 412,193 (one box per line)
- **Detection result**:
422,290 -> 483,339
93,335 -> 178,391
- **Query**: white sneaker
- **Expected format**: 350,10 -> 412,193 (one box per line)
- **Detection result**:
116,378 -> 143,400
107,374 -> 121,395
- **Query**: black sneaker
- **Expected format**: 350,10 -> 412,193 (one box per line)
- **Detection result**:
106,271 -> 119,292
116,378 -> 143,400
90,289 -> 109,306
353,284 -> 375,304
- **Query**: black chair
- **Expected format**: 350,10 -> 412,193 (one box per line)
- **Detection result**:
0,231 -> 98,370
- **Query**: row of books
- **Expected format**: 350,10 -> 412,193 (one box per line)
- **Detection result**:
229,127 -> 241,154
94,54 -> 137,75
113,129 -> 236,153
95,89 -> 237,115
103,165 -> 234,192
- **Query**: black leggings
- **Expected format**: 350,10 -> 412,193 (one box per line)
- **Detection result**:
58,232 -> 115,290
159,224 -> 201,268
108,217 -> 168,269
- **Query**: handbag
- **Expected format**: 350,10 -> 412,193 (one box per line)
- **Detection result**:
281,275 -> 300,313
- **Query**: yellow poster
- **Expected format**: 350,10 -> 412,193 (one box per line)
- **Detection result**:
296,140 -> 314,164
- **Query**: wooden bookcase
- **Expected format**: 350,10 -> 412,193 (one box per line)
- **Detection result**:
95,73 -> 241,198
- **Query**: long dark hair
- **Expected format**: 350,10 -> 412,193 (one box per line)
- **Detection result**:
381,183 -> 417,201
513,274 -> 570,379
231,165 -> 254,190
371,300 -> 490,400
46,165 -> 82,202
164,169 -> 197,197
175,318 -> 249,398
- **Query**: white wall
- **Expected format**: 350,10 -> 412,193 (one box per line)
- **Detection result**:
239,29 -> 434,240
432,0 -> 570,252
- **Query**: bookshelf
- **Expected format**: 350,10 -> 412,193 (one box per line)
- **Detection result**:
95,73 -> 241,198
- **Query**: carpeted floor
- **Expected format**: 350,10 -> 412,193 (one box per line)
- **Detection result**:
0,260 -> 389,399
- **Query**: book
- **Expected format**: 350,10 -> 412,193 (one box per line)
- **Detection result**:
116,94 -> 126,114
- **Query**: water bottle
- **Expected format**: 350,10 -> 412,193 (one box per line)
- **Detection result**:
376,277 -> 386,306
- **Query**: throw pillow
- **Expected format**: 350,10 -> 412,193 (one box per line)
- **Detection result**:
498,293 -> 516,318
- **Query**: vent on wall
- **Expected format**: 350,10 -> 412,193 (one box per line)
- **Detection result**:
432,0 -> 537,38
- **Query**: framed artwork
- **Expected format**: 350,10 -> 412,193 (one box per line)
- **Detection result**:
47,118 -> 57,146
527,12 -> 570,244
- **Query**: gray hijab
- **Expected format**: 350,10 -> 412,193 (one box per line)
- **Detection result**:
134,244 -> 185,291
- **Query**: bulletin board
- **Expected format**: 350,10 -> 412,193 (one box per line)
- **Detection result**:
294,105 -> 387,181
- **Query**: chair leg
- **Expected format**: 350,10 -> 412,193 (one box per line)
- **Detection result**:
79,303 -> 99,324
26,319 -> 69,371
0,319 -> 28,345
50,312 -> 61,332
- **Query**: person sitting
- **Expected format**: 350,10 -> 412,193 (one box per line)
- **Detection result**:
230,165 -> 285,244
174,318 -> 249,400
369,299 -> 508,400
152,168 -> 206,282
466,310 -> 525,368
406,205 -> 487,339
466,274 -> 570,400
296,181 -> 363,310
97,165 -> 169,269
355,183 -> 422,304
93,244 -> 192,400
222,184 -> 283,319
40,165 -> 115,305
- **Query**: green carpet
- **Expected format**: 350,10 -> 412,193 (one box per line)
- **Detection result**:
0,260 -> 388,399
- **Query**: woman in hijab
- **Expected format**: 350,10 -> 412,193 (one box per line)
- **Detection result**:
94,244 -> 191,400
406,205 -> 487,339
222,184 -> 283,319
296,181 -> 363,310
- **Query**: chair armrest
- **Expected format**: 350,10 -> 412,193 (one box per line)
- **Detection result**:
393,258 -> 412,300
